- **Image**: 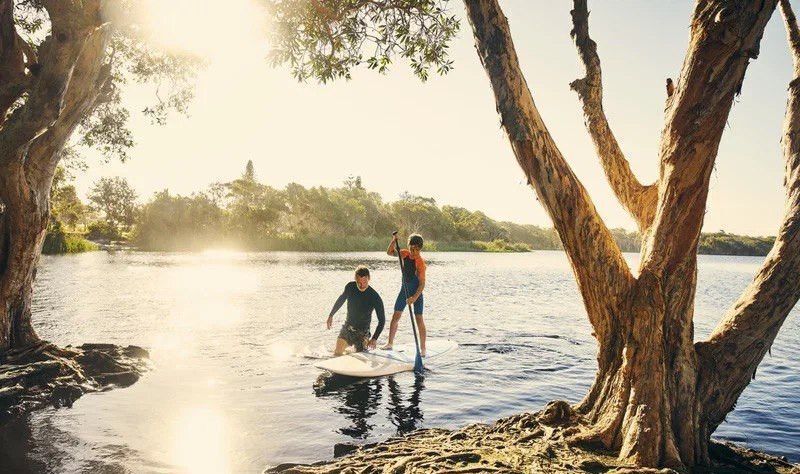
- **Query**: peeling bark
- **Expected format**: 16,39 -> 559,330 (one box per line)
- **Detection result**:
575,0 -> 776,467
0,0 -> 29,119
0,157 -> 47,350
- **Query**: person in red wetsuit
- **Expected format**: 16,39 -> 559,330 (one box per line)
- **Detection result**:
382,233 -> 427,356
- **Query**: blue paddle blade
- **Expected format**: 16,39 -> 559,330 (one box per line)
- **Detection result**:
414,352 -> 424,373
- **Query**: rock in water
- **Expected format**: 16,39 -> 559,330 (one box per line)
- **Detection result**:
0,341 -> 149,423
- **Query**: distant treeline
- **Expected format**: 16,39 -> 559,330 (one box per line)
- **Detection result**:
46,161 -> 775,256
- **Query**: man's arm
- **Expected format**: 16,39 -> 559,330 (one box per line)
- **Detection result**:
387,235 -> 398,256
371,293 -> 386,342
327,285 -> 349,329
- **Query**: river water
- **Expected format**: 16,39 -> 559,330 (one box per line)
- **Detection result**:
0,251 -> 797,473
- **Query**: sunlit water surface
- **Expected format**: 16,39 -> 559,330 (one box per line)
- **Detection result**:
0,251 -> 797,472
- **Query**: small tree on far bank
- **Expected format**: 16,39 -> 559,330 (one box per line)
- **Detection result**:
224,161 -> 286,238
50,168 -> 89,230
88,177 -> 138,235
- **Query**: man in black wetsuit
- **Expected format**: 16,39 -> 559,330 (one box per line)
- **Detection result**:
326,265 -> 386,356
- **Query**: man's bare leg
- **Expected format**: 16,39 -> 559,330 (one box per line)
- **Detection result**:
415,313 -> 426,357
381,311 -> 403,349
333,337 -> 349,356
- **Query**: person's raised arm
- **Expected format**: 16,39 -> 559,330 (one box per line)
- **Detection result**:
387,234 -> 398,256
326,284 -> 349,329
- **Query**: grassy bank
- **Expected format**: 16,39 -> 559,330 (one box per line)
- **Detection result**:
132,231 -> 774,255
42,231 -> 99,255
42,230 -> 775,256
133,235 -> 533,252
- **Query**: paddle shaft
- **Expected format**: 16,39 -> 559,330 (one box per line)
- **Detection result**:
392,233 -> 423,367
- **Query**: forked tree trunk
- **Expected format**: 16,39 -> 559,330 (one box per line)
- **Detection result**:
464,0 -> 781,468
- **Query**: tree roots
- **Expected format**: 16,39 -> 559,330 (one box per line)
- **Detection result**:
0,341 -> 148,421
266,401 -> 800,474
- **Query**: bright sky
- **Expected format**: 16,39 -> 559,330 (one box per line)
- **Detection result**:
75,0 -> 794,236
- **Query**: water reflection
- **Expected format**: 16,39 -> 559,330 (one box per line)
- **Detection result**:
314,373 -> 425,439
0,417 -> 44,474
0,414 -> 139,473
387,376 -> 424,434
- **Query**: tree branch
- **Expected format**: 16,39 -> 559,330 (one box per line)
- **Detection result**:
641,1 -> 777,275
0,0 -> 28,122
25,29 -> 112,189
464,0 -> 634,344
569,0 -> 658,231
696,0 -> 800,431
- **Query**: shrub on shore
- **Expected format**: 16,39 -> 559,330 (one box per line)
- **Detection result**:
42,225 -> 98,255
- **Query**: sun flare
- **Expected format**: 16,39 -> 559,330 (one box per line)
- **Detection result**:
141,0 -> 267,61
171,406 -> 230,473
270,342 -> 294,361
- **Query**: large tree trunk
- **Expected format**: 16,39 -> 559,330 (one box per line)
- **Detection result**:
0,156 -> 48,351
0,0 -> 152,425
464,0 -> 779,468
572,265 -> 703,468
0,0 -> 111,353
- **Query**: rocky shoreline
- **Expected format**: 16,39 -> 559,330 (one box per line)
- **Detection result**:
268,401 -> 799,474
0,342 -> 148,422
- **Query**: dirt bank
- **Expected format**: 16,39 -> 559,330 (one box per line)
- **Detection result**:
268,401 -> 799,474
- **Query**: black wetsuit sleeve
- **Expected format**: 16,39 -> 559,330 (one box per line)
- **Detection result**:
328,284 -> 350,318
371,291 -> 386,340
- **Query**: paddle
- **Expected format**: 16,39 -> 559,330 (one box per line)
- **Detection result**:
392,231 -> 424,373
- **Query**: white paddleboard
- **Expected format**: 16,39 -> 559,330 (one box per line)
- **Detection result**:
315,339 -> 457,377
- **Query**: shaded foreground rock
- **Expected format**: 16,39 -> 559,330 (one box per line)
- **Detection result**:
0,342 -> 148,422
267,401 -> 800,474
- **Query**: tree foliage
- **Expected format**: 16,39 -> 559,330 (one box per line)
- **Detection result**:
221,160 -> 287,239
6,0 -> 200,163
268,0 -> 459,81
112,163 -> 774,254
134,190 -> 226,251
46,164 -> 777,256
50,167 -> 89,229
87,176 -> 138,232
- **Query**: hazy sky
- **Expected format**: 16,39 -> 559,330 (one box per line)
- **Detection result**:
75,0 -> 795,236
